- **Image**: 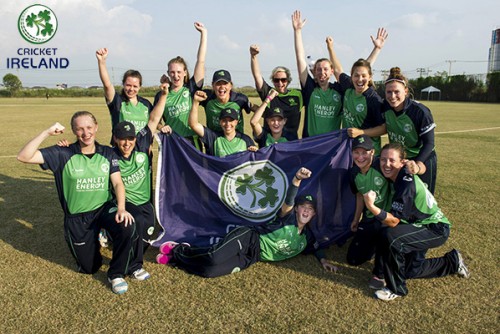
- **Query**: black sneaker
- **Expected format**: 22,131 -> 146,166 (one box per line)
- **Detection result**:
369,276 -> 386,290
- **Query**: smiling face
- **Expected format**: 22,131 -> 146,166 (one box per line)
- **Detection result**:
266,116 -> 286,135
213,80 -> 232,102
385,81 -> 408,111
115,137 -> 137,158
379,148 -> 405,181
123,76 -> 141,100
295,203 -> 316,225
272,71 -> 289,94
168,62 -> 187,90
314,59 -> 333,85
352,147 -> 374,172
219,117 -> 238,136
72,115 -> 98,148
351,66 -> 371,94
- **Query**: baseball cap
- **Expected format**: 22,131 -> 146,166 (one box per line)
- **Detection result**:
352,135 -> 373,151
219,108 -> 239,121
212,70 -> 232,83
113,121 -> 136,139
295,194 -> 317,210
265,107 -> 285,119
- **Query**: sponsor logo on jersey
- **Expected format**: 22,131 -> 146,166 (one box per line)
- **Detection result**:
218,160 -> 288,223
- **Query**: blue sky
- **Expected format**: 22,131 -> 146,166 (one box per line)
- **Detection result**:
1,0 -> 499,88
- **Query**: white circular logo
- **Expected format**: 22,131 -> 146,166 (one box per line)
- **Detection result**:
218,160 -> 288,223
136,154 -> 146,164
18,5 -> 58,44
374,176 -> 384,187
404,124 -> 413,133
101,163 -> 110,174
356,104 -> 365,113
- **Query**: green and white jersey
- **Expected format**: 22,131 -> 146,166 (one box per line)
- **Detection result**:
40,143 -> 120,215
115,127 -> 153,206
339,74 -> 384,154
383,98 -> 436,159
201,127 -> 255,157
301,75 -> 342,137
350,158 -> 392,220
391,169 -> 450,226
202,90 -> 252,134
108,92 -> 153,136
258,211 -> 310,262
153,77 -> 201,137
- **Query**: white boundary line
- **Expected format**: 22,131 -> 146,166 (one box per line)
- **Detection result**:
435,127 -> 500,134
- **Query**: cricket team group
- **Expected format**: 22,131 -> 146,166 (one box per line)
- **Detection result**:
17,11 -> 469,300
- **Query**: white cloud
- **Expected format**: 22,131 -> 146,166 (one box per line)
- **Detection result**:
218,35 -> 240,50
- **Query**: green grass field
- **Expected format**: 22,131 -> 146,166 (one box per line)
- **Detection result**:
0,98 -> 499,333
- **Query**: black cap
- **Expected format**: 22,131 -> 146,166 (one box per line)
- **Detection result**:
352,135 -> 373,151
265,107 -> 285,119
219,108 -> 239,121
212,70 -> 232,83
295,194 -> 316,210
113,121 -> 136,139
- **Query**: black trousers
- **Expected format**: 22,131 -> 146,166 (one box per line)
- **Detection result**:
64,201 -> 141,279
171,226 -> 261,278
381,222 -> 458,296
346,219 -> 385,278
126,202 -> 155,252
420,151 -> 437,195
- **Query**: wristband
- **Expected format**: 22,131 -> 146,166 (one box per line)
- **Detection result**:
375,210 -> 387,222
416,164 -> 421,174
265,95 -> 272,102
285,184 -> 299,206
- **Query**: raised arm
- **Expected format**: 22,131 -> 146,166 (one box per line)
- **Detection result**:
17,122 -> 65,164
148,82 -> 169,134
96,48 -> 115,104
188,90 -> 207,138
280,167 -> 312,217
193,22 -> 207,87
326,36 -> 343,81
366,28 -> 388,65
250,89 -> 278,138
250,44 -> 264,91
292,10 -> 309,86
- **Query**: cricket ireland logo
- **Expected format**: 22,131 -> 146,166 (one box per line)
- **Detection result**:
218,160 -> 288,223
18,4 -> 58,44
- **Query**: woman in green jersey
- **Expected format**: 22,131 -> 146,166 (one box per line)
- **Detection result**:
326,29 -> 388,155
153,22 -> 207,150
96,48 -> 153,141
17,112 -> 142,295
363,143 -> 469,301
292,10 -> 342,138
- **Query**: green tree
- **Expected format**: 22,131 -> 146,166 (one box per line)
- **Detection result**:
2,73 -> 22,97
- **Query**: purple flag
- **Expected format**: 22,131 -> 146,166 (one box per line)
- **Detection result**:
152,130 -> 355,248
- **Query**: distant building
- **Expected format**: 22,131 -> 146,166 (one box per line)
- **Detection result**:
488,28 -> 500,73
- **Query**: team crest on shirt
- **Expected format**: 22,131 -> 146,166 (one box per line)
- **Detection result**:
374,176 -> 383,186
136,154 -> 145,164
404,123 -> 413,133
101,163 -> 109,173
356,104 -> 365,113
218,160 -> 288,223
332,93 -> 341,102
182,91 -> 189,98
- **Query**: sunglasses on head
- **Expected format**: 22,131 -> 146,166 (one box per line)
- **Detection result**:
273,78 -> 288,83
